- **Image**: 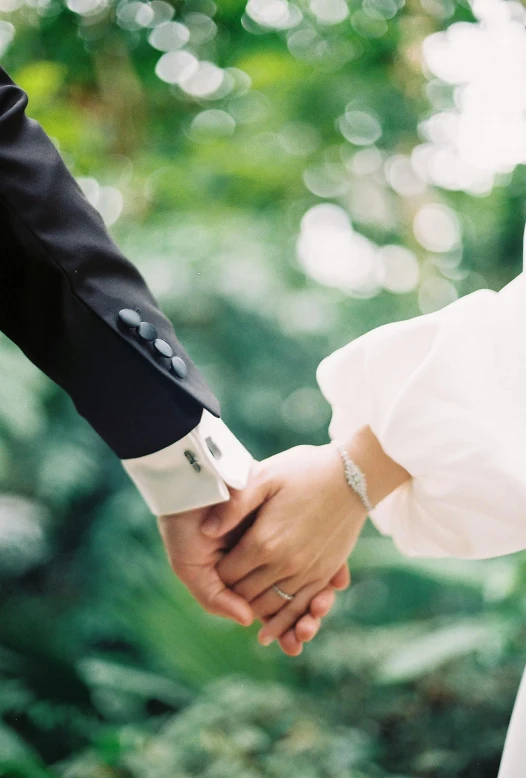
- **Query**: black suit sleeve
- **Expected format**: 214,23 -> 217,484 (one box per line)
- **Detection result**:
0,66 -> 220,459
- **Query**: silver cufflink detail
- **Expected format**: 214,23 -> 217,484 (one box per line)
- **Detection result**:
205,437 -> 222,460
184,450 -> 202,473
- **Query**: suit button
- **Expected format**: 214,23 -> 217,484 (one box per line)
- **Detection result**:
138,321 -> 158,341
171,356 -> 187,378
153,339 -> 174,358
118,309 -> 141,328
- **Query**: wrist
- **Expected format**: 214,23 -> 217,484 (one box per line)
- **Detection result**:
323,443 -> 369,522
340,426 -> 411,508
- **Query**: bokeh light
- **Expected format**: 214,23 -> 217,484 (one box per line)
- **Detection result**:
148,21 -> 190,51
0,0 -> 23,10
155,50 -> 198,84
77,177 -> 123,226
188,109 -> 236,141
338,108 -> 382,146
0,496 -> 48,576
183,11 -> 217,44
376,245 -> 420,293
418,275 -> 458,312
384,154 -> 426,197
297,203 -> 378,295
310,0 -> 349,25
0,19 -> 14,54
417,0 -> 526,192
245,0 -> 303,30
117,0 -> 155,29
281,387 -> 330,432
413,203 -> 460,253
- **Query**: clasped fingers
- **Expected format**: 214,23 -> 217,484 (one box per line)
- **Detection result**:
256,579 -> 333,647
217,524 -> 294,591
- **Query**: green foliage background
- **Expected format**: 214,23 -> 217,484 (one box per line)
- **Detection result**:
1,0 -> 526,775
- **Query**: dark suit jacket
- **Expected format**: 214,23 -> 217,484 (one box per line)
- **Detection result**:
0,66 -> 219,459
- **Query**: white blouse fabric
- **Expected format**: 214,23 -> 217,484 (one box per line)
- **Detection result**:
317,272 -> 526,561
316,254 -> 526,777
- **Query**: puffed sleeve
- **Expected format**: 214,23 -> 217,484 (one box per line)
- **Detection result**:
317,262 -> 526,560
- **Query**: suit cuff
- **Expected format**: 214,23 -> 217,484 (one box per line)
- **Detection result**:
121,411 -> 254,516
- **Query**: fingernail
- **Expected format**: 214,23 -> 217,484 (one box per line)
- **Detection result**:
237,612 -> 254,627
201,515 -> 220,536
259,634 -> 274,647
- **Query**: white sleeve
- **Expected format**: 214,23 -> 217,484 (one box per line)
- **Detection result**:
121,411 -> 254,516
317,270 -> 526,561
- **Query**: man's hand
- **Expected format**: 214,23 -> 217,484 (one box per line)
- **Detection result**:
157,506 -> 254,627
157,506 -> 348,655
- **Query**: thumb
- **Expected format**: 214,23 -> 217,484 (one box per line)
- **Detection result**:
182,564 -> 255,627
210,588 -> 255,627
201,470 -> 271,538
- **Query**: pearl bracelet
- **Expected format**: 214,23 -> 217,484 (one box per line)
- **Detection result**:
333,442 -> 374,514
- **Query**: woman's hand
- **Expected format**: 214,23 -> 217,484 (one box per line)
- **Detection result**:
203,426 -> 411,648
208,443 -> 368,644
266,563 -> 351,655
159,503 -> 349,656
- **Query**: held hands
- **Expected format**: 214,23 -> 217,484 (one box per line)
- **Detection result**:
157,503 -> 349,655
202,443 -> 369,648
158,428 -> 409,654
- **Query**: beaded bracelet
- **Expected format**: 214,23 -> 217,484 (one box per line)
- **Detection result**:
333,442 -> 374,514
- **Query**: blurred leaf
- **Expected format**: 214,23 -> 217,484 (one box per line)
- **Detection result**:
14,61 -> 68,111
375,617 -> 510,685
0,722 -> 51,778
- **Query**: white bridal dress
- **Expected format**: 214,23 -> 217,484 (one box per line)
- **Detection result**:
316,232 -> 526,777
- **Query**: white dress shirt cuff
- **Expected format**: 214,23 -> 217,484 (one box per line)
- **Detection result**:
121,411 -> 254,516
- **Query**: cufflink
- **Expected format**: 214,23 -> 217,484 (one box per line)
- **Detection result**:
205,437 -> 223,460
184,450 -> 202,473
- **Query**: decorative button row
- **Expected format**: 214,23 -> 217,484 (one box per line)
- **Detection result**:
118,309 -> 187,379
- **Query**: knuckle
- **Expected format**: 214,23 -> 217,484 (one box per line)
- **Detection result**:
259,539 -> 276,559
256,534 -> 279,559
